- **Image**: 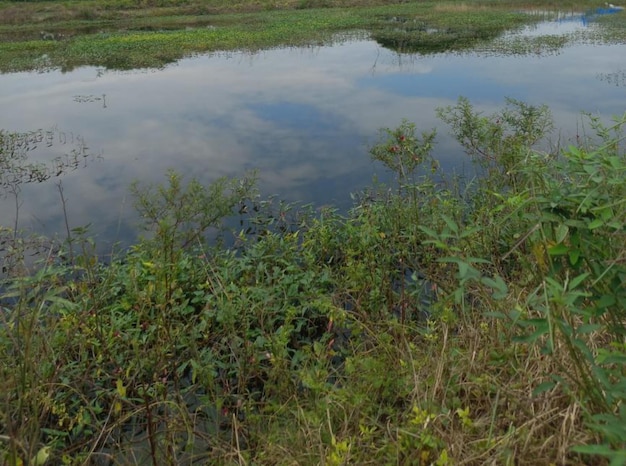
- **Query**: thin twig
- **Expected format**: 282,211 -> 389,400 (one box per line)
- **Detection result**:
57,181 -> 74,265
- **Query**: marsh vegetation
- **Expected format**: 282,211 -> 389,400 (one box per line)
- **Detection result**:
1,1 -> 625,465
1,0 -> 625,71
1,97 -> 625,465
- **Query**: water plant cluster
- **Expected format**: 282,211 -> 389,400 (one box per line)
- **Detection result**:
1,0 -> 625,72
1,98 -> 625,465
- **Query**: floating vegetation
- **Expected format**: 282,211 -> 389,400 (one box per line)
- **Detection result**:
73,93 -> 108,107
597,69 -> 626,86
370,11 -> 540,55
470,7 -> 626,56
484,33 -> 570,56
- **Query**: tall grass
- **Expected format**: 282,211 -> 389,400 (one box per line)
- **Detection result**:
1,99 -> 624,465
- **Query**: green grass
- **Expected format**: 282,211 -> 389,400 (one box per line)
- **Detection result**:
1,0 -> 623,71
1,2 -> 626,464
1,99 -> 625,465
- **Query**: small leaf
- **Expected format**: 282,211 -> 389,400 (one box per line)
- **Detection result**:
588,218 -> 604,230
596,351 -> 626,365
577,323 -> 602,334
548,243 -> 568,256
568,272 -> 590,290
481,275 -> 508,300
114,400 -> 122,417
513,324 -> 549,344
567,145 -> 581,157
441,214 -> 459,234
532,380 -> 557,396
596,294 -> 616,310
418,225 -> 440,238
555,224 -> 569,243
607,156 -> 623,169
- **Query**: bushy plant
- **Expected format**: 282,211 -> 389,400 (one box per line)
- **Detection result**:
1,99 -> 624,465
434,100 -> 626,463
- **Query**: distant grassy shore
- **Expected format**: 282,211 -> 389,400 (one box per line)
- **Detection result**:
0,0 -> 620,71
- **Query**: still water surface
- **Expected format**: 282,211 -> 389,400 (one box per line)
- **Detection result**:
0,15 -> 625,250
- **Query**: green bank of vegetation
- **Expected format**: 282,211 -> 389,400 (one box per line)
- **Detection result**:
0,0 -> 625,71
1,98 -> 625,464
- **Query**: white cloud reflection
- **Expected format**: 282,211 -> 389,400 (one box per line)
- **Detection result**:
0,34 -> 624,249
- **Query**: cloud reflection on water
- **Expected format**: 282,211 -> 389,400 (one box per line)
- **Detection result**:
0,35 -> 624,250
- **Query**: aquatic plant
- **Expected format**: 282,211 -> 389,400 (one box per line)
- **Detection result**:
2,0 -> 621,72
1,99 -> 624,464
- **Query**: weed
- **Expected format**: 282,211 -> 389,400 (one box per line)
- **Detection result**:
1,98 -> 624,464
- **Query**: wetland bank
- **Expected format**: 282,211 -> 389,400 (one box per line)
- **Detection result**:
1,1 -> 625,465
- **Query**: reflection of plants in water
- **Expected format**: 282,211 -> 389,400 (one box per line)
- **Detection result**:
0,127 -> 99,276
597,69 -> 626,87
0,226 -> 59,276
0,127 -> 97,192
372,12 -> 537,55
73,94 -> 107,108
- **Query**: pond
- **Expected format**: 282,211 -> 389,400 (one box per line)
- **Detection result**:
0,11 -> 625,252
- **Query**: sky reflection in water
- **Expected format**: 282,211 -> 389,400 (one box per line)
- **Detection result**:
0,17 -> 625,250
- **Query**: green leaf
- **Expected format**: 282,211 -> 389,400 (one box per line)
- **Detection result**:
596,294 -> 616,310
548,243 -> 568,256
41,428 -> 70,438
569,249 -> 581,265
583,163 -> 598,176
465,256 -> 492,264
577,323 -> 602,334
532,380 -> 556,396
513,323 -> 549,344
596,351 -> 626,365
588,218 -> 604,230
438,256 -> 490,265
566,145 -> 581,157
568,272 -> 590,290
607,156 -> 623,169
555,224 -> 569,243
459,225 -> 482,239
424,239 -> 449,250
441,214 -> 459,234
418,225 -> 440,239
458,261 -> 469,278
481,275 -> 508,300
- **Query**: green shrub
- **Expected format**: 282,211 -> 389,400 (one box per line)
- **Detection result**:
1,99 -> 624,465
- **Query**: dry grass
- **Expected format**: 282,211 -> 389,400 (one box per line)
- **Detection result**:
223,302 -> 603,465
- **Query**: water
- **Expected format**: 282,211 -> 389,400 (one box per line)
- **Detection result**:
0,13 -> 625,251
